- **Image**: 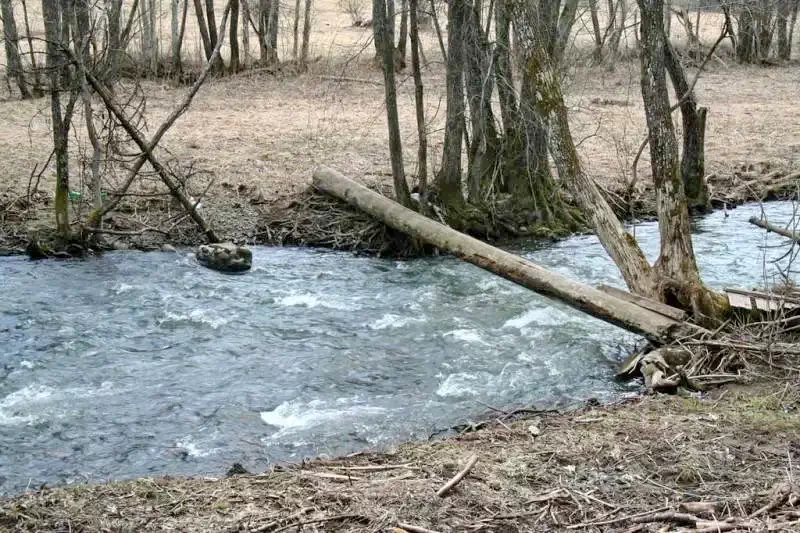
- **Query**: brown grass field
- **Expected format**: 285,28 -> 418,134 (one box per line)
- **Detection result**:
1,1 -> 799,246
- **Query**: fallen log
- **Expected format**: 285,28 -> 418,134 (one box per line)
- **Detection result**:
748,216 -> 800,244
313,167 -> 685,342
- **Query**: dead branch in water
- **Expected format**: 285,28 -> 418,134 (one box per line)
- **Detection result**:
749,216 -> 800,243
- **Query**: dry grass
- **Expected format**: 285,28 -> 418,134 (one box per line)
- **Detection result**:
1,381 -> 799,532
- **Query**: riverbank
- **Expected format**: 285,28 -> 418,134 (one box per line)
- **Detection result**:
1,56 -> 799,255
2,380 -> 798,531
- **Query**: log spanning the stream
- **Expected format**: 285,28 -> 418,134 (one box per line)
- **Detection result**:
748,216 -> 800,244
313,167 -> 684,342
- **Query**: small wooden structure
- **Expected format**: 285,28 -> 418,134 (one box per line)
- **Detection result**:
725,288 -> 800,312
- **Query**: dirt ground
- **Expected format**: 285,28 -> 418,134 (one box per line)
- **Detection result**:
1,2 -> 799,250
1,381 -> 799,532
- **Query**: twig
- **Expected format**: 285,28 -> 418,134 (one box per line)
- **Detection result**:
272,513 -> 366,532
318,75 -> 381,85
397,523 -> 442,533
436,454 -> 478,497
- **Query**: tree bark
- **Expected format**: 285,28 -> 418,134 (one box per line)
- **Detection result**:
301,0 -> 312,65
1,0 -> 31,98
148,0 -> 158,73
409,0 -> 428,210
589,0 -> 603,62
42,0 -> 71,237
20,0 -> 44,95
206,0 -> 219,48
241,0 -> 251,65
397,0 -> 409,62
313,167 -> 681,342
172,0 -> 181,72
663,42 -> 709,212
230,0 -> 240,71
193,0 -> 215,58
105,0 -> 123,82
173,0 -> 189,74
464,0 -> 497,202
736,8 -> 756,62
437,0 -> 468,209
374,0 -> 412,207
293,0 -> 301,59
777,0 -> 792,59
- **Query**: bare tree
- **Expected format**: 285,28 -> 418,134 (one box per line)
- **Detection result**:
409,0 -> 428,210
293,0 -> 301,59
374,0 -> 411,206
241,0 -> 252,65
1,0 -> 31,98
301,0 -> 312,66
397,0 -> 409,62
41,0 -> 72,237
230,0 -> 241,71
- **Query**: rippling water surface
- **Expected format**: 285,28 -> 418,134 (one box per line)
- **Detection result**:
0,202 -> 796,494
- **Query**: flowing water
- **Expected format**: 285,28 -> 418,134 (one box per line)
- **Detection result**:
0,202 -> 797,495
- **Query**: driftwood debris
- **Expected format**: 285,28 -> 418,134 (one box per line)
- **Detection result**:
436,454 -> 478,498
313,167 -> 685,342
748,216 -> 800,243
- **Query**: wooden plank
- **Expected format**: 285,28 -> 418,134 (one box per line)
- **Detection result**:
313,167 -> 685,342
725,288 -> 800,311
597,284 -> 687,321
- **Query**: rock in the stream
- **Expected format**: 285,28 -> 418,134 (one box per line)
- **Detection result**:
196,242 -> 252,273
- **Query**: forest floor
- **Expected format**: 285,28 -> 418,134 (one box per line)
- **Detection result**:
1,32 -> 800,251
2,380 -> 799,532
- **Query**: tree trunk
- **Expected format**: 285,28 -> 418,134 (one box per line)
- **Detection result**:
638,0 -> 725,315
230,0 -> 240,71
553,0 -> 579,62
241,0 -> 251,65
1,0 -> 31,98
437,0 -> 468,209
777,0 -> 792,59
664,42 -> 710,212
105,0 -> 123,82
589,0 -> 603,62
313,167 -> 681,342
149,0 -> 158,73
21,0 -> 44,95
293,0 -> 301,59
193,0 -> 215,58
790,0 -> 800,56
464,0 -> 497,202
301,0 -> 312,65
73,0 -> 103,211
409,0 -> 428,210
42,0 -> 71,238
206,0 -> 219,48
736,8 -> 756,62
174,0 -> 189,74
397,0 -> 409,62
374,0 -> 412,207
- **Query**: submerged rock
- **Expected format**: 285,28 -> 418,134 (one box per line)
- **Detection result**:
196,242 -> 252,273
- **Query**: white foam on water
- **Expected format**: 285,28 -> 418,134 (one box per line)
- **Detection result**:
19,360 -> 34,369
275,293 -> 353,310
443,329 -> 488,345
503,306 -> 575,329
0,382 -> 114,426
114,283 -> 135,294
436,373 -> 482,398
175,435 -> 218,458
160,309 -> 229,329
368,313 -> 423,330
260,398 -> 386,438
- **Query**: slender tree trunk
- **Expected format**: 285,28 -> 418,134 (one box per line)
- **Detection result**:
397,0 -> 409,63
206,0 -> 219,48
293,0 -> 301,59
437,0 -> 468,209
105,0 -> 123,82
553,0 -> 579,62
21,0 -> 44,95
258,0 -> 268,60
171,0 -> 181,73
230,0 -> 240,71
1,0 -> 31,98
241,0 -> 251,65
301,0 -> 312,65
589,0 -> 603,62
664,42 -> 709,212
42,0 -> 71,238
663,0 -> 671,37
789,0 -> 800,56
409,0 -> 428,211
464,0 -> 497,202
777,0 -> 792,59
374,0 -> 412,207
139,0 -> 152,66
736,8 -> 755,62
149,0 -> 158,73
73,0 -> 103,211
430,0 -> 447,61
193,0 -> 214,58
173,0 -> 189,74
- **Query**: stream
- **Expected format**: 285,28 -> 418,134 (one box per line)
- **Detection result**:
0,201 -> 797,495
